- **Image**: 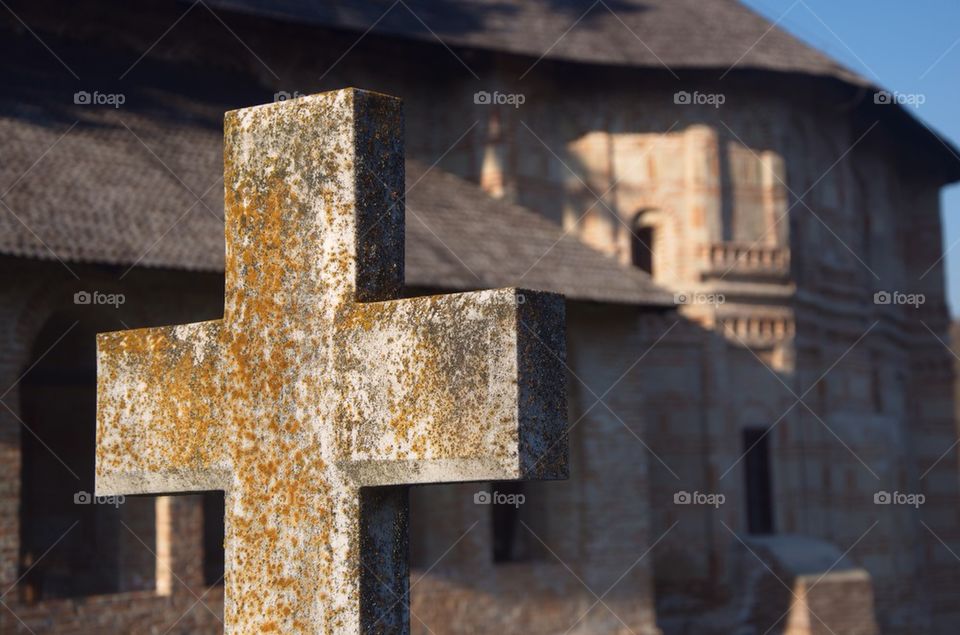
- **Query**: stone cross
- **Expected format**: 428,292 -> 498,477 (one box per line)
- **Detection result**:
95,88 -> 568,634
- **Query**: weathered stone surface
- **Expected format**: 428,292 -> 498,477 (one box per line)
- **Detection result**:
95,88 -> 568,634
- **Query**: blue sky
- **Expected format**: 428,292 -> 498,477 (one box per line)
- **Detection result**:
739,0 -> 960,315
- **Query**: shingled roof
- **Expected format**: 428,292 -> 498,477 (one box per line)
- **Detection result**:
0,98 -> 671,307
209,0 -> 862,84
206,0 -> 958,175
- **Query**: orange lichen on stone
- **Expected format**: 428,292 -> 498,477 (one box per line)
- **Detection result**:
95,88 -> 567,635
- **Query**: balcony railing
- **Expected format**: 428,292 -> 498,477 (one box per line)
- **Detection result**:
699,242 -> 790,278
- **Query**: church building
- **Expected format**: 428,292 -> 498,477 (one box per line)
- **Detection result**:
0,1 -> 957,633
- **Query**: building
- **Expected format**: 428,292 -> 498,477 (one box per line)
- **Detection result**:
0,0 -> 958,633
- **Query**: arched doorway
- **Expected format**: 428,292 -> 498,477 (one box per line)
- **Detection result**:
19,310 -> 156,601
630,209 -> 660,276
632,225 -> 655,275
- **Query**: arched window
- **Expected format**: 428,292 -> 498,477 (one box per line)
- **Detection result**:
19,312 -> 156,601
630,210 -> 659,276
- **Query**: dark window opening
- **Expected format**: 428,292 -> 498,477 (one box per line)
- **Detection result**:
870,354 -> 883,413
743,428 -> 775,535
632,225 -> 655,275
491,482 -> 522,562
203,492 -> 225,585
19,314 -> 156,601
490,481 -> 548,563
408,482 -> 551,569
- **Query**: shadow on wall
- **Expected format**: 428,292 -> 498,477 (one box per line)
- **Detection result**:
402,310 -> 892,635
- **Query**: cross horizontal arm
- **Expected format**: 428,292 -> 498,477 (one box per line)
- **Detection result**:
335,288 -> 568,486
96,320 -> 230,496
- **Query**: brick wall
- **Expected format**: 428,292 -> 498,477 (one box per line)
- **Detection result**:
1,2 -> 959,633
0,258 -> 225,633
408,302 -> 660,635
